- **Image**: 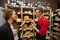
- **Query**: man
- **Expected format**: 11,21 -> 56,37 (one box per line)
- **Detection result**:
30,8 -> 49,40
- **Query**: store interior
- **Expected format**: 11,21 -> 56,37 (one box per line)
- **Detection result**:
0,0 -> 60,40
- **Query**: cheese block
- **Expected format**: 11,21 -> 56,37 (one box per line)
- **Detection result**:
22,24 -> 28,28
24,11 -> 29,14
29,24 -> 33,29
34,18 -> 38,22
44,16 -> 49,19
24,16 -> 30,21
24,31 -> 33,37
16,18 -> 21,22
17,10 -> 21,14
45,11 -> 49,14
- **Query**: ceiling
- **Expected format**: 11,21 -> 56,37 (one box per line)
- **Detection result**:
54,0 -> 60,2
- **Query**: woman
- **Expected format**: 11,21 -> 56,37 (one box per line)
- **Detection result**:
0,9 -> 19,40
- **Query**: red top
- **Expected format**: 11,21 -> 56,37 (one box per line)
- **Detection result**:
37,16 -> 49,36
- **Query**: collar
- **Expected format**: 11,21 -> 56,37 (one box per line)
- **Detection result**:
38,15 -> 43,20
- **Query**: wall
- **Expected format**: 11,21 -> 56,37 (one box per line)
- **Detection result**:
0,0 -> 57,11
0,9 -> 6,26
38,0 -> 57,11
0,0 -> 7,8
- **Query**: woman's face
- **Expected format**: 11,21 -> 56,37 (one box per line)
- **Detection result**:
11,11 -> 18,21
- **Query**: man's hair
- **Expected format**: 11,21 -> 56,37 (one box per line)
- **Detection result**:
35,7 -> 43,13
3,9 -> 16,21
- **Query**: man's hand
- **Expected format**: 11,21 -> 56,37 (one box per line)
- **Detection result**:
20,21 -> 25,27
32,24 -> 39,33
30,20 -> 34,23
30,20 -> 36,26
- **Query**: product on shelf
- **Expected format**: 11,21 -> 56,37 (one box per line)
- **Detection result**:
17,14 -> 21,18
53,23 -> 59,26
28,24 -> 33,29
53,35 -> 58,40
24,11 -> 32,15
44,11 -> 49,15
55,16 -> 60,21
23,16 -> 31,21
23,8 -> 33,13
17,10 -> 21,14
24,11 -> 29,14
22,24 -> 28,29
23,31 -> 34,38
16,18 -> 21,22
34,17 -> 38,22
44,16 -> 49,19
52,10 -> 60,40
29,38 -> 33,40
53,27 -> 59,31
16,18 -> 21,25
58,12 -> 60,15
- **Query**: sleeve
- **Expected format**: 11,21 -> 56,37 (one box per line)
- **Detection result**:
0,27 -> 8,40
38,19 -> 49,36
0,27 -> 3,40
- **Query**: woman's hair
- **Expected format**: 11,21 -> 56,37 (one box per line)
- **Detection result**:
3,9 -> 16,21
3,9 -> 19,32
13,20 -> 19,33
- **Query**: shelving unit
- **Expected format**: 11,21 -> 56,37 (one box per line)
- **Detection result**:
43,8 -> 52,40
52,9 -> 60,40
5,1 -> 52,40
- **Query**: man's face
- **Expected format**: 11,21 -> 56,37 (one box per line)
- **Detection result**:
36,10 -> 41,17
11,11 -> 18,21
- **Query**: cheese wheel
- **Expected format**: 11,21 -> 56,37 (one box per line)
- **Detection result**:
29,24 -> 33,28
22,24 -> 27,28
45,12 -> 49,14
45,16 -> 49,19
24,16 -> 30,21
